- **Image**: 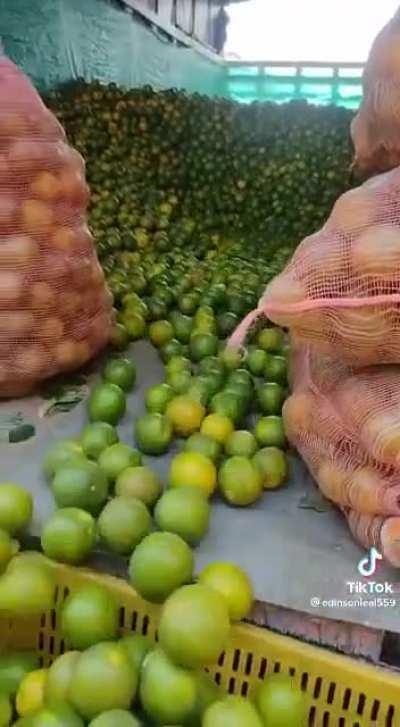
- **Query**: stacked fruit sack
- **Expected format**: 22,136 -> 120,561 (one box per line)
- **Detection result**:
0,56 -> 113,397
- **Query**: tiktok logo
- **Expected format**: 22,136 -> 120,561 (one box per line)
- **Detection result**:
358,547 -> 383,577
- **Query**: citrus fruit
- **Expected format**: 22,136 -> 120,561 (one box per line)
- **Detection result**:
134,413 -> 173,455
257,327 -> 284,353
219,348 -> 244,370
185,432 -> 221,463
253,447 -> 289,489
190,333 -> 218,362
257,382 -> 285,414
89,710 -> 140,727
198,562 -> 254,621
51,461 -> 109,514
88,382 -> 126,425
158,584 -> 230,668
203,696 -> 263,727
217,311 -> 238,337
0,484 -> 32,535
43,440 -> 83,480
0,556 -> 55,615
170,312 -> 193,343
69,642 -> 137,720
219,457 -> 263,506
98,496 -> 151,555
227,368 -> 252,387
166,369 -> 192,394
160,339 -> 184,362
98,443 -> 141,481
103,357 -> 136,391
186,378 -> 213,406
45,651 -> 79,703
139,648 -> 196,725
148,320 -> 174,347
198,356 -> 225,377
0,529 -> 18,572
169,452 -> 217,497
264,355 -> 287,384
41,508 -> 96,565
29,704 -> 84,727
81,422 -> 118,460
120,634 -> 152,673
190,672 -> 221,725
145,383 -> 174,413
16,668 -> 47,716
247,348 -> 267,376
255,674 -> 308,726
165,395 -> 205,437
128,531 -> 193,603
0,652 -> 39,696
122,312 -> 146,340
0,694 -> 11,727
115,466 -> 162,508
225,431 -> 258,458
165,356 -> 191,375
254,416 -> 286,448
61,584 -> 119,650
210,392 -> 242,425
201,414 -> 234,444
155,487 -> 210,545
110,323 -> 130,350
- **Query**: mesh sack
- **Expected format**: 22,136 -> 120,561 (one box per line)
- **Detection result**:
230,167 -> 400,367
0,56 -> 113,397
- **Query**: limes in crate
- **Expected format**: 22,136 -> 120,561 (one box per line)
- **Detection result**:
88,711 -> 141,727
154,487 -> 210,545
0,694 -> 11,727
169,451 -> 217,497
98,443 -> 141,482
0,554 -> 55,616
139,648 -> 197,725
128,531 -> 193,603
255,673 -> 307,726
45,651 -> 79,704
0,651 -> 39,696
115,466 -> 162,508
203,696 -> 263,727
0,484 -> 32,535
134,413 -> 173,455
41,507 -> 96,565
88,382 -> 126,425
61,584 -> 119,650
0,529 -> 19,573
253,447 -> 289,490
219,456 -> 263,506
103,357 -> 136,391
16,668 -> 47,716
98,497 -> 151,555
81,422 -> 118,460
120,634 -> 152,674
198,561 -> 254,622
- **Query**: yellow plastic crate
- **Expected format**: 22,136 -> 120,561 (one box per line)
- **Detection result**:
0,562 -> 398,727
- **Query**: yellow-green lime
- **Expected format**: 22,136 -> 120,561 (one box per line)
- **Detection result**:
219,457 -> 263,506
139,648 -> 196,725
257,383 -> 285,415
45,651 -> 79,704
0,484 -> 32,535
145,383 -> 174,413
119,634 -> 152,673
225,431 -> 258,458
61,584 -> 119,650
154,487 -> 210,545
115,466 -> 162,508
165,395 -> 205,437
103,357 -> 136,392
81,422 -> 118,460
203,696 -> 263,727
134,413 -> 173,455
148,320 -> 174,347
257,327 -> 284,353
98,496 -> 151,555
201,414 -> 234,444
255,673 -> 308,727
89,710 -> 141,727
198,561 -> 254,622
169,452 -> 217,497
254,416 -> 286,448
98,443 -> 141,481
88,382 -> 126,425
253,447 -> 289,489
41,508 -> 96,565
52,461 -> 109,514
185,432 -> 221,463
128,531 -> 193,603
43,440 -> 83,480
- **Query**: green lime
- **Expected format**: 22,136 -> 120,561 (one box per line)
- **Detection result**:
257,382 -> 285,414
210,392 -> 242,425
98,443 -> 141,481
185,432 -> 221,463
165,356 -> 191,375
120,634 -> 152,674
29,703 -> 84,727
128,532 -> 193,603
51,461 -> 109,514
217,312 -> 238,337
198,356 -> 225,377
169,451 -> 217,498
254,416 -> 286,448
81,422 -> 118,460
41,508 -> 95,564
110,323 -> 130,351
0,529 -> 18,573
134,413 -> 173,455
257,327 -> 284,352
204,696 -> 263,727
98,496 -> 151,555
170,312 -> 193,343
61,584 -> 119,650
139,648 -> 196,725
198,561 -> 254,622
115,466 -> 162,508
103,358 -> 136,391
225,431 -> 258,457
264,355 -> 287,384
0,555 -> 55,616
166,369 -> 192,394
165,395 -> 205,437
88,710 -> 140,727
247,348 -> 268,376
160,339 -> 184,363
0,484 -> 32,535
88,383 -> 126,425
121,312 -> 146,340
145,383 -> 174,413
45,651 -> 79,704
0,653 -> 39,696
43,440 -> 83,480
253,447 -> 289,489
179,293 -> 199,315
148,320 -> 174,348
219,457 -> 263,506
255,673 -> 308,727
190,334 -> 218,362
154,487 -> 210,545
219,348 -> 244,370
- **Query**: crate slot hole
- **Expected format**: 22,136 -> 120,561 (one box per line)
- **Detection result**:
273,662 -> 281,673
342,688 -> 352,710
245,653 -> 253,676
63,587 -> 70,600
59,640 -> 65,655
228,677 -> 236,694
232,649 -> 241,672
38,631 -> 44,651
258,658 -> 267,679
301,672 -> 309,692
338,719 -> 345,727
241,681 -> 249,697
40,613 -> 46,628
308,706 -> 316,726
141,615 -> 149,636
131,611 -> 137,631
289,667 -> 295,677
327,682 -> 336,705
357,693 -> 366,715
322,712 -> 330,727
387,705 -> 394,727
51,609 -> 57,630
313,676 -> 322,699
215,672 -> 221,686
49,636 -> 55,655
371,700 -> 380,720
218,652 -> 225,668
119,607 -> 125,628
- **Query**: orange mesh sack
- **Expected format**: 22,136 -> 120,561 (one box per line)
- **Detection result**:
230,166 -> 400,367
0,56 -> 113,397
284,345 -> 400,566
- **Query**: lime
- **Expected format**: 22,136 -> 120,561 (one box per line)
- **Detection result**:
43,440 -> 83,480
69,642 -> 137,720
119,634 -> 152,673
186,378 -> 213,406
61,584 -> 119,650
166,369 -> 192,394
128,531 -> 193,603
0,694 -> 11,727
227,369 -> 252,387
29,704 -> 84,727
148,320 -> 174,348
253,447 -> 289,489
98,496 -> 151,555
257,382 -> 285,414
210,392 -> 242,425
0,555 -> 55,615
264,355 -> 287,384
158,584 -> 230,668
179,293 -> 199,315
255,674 -> 308,726
81,422 -> 118,460
247,348 -> 267,376
203,696 -> 263,727
217,311 -> 238,337
219,457 -> 263,506
52,461 -> 109,514
0,484 -> 32,535
165,396 -> 205,437
145,383 -> 174,413
160,339 -> 184,362
165,356 -> 191,375
16,668 -> 47,716
169,452 -> 217,497
115,466 -> 162,508
98,443 -> 141,481
219,348 -> 244,370
198,356 -> 225,377
45,651 -> 79,703
122,312 -> 146,340
88,382 -> 126,425
201,414 -> 234,444
110,323 -> 130,351
155,487 -> 210,545
190,672 -> 221,725
198,562 -> 254,621
147,297 -> 168,321
170,312 -> 193,343
41,508 -> 95,565
225,431 -> 258,458
103,357 -> 136,391
190,334 -> 218,362
134,413 -> 173,455
0,652 -> 39,696
139,648 -> 196,725
0,529 -> 18,573
254,416 -> 286,448
89,710 -> 140,727
257,327 -> 284,353
185,433 -> 221,463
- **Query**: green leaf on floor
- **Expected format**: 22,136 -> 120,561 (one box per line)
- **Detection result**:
0,413 -> 36,443
298,488 -> 333,513
38,383 -> 89,417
